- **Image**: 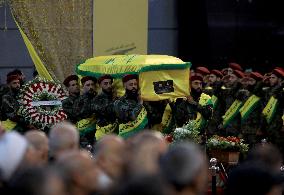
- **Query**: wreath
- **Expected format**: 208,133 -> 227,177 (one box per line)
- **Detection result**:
18,77 -> 67,130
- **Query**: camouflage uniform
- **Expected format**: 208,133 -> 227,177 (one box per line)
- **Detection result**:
92,91 -> 116,127
205,81 -> 226,136
240,82 -> 267,146
62,94 -> 82,124
0,85 -> 10,120
173,94 -> 213,132
219,83 -> 249,136
77,92 -> 97,146
113,94 -> 143,124
1,90 -> 26,132
143,100 -> 168,128
262,84 -> 284,157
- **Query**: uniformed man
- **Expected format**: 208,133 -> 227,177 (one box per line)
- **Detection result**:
92,75 -> 116,126
240,72 -> 265,146
205,70 -> 225,136
113,74 -> 147,137
262,68 -> 284,157
77,76 -> 97,146
1,74 -> 25,131
62,75 -> 81,124
114,74 -> 143,123
79,76 -> 97,118
219,70 -> 248,136
92,75 -> 118,139
173,75 -> 213,132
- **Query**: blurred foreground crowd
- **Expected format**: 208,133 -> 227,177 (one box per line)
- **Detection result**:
0,123 -> 284,195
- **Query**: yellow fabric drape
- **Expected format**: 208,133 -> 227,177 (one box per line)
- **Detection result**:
14,18 -> 53,80
9,0 -> 93,82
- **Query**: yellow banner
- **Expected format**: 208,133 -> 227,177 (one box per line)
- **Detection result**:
93,0 -> 148,56
13,17 -> 53,81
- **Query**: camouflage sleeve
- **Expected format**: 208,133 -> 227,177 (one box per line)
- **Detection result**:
129,103 -> 143,121
62,98 -> 84,122
91,97 -> 113,117
1,95 -> 18,121
113,99 -> 129,122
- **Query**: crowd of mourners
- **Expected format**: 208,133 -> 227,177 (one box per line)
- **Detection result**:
0,63 -> 284,194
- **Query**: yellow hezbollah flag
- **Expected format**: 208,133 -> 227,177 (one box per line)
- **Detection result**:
93,0 -> 148,56
76,55 -> 191,101
13,16 -> 53,81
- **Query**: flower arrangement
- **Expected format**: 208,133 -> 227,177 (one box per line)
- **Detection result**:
18,77 -> 67,130
207,135 -> 249,153
172,121 -> 201,144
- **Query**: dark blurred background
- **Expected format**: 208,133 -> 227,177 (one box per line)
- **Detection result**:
1,0 -> 284,82
177,0 -> 284,72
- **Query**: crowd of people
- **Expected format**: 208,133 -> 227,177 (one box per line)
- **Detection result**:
0,124 -> 284,195
0,62 -> 284,194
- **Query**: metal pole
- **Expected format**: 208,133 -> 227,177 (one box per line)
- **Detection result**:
209,158 -> 219,195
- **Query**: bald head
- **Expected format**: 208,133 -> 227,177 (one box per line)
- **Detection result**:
25,130 -> 49,164
94,135 -> 126,179
49,122 -> 79,159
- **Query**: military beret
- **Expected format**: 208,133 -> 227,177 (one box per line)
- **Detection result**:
195,66 -> 210,75
210,69 -> 223,78
63,75 -> 79,87
122,74 -> 138,83
250,72 -> 264,81
233,70 -> 245,78
272,68 -> 284,79
81,76 -> 97,85
6,75 -> 20,84
98,74 -> 113,84
190,75 -> 203,82
229,63 -> 243,71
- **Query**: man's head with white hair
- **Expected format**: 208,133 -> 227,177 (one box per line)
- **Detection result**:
25,130 -> 49,165
0,132 -> 37,182
49,122 -> 79,160
160,141 -> 208,194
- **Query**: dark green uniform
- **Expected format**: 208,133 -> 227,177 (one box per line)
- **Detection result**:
143,100 -> 168,128
62,94 -> 82,124
113,94 -> 143,124
262,84 -> 284,157
92,91 -> 116,127
173,94 -> 213,131
240,82 -> 267,146
205,81 -> 226,136
1,90 -> 26,132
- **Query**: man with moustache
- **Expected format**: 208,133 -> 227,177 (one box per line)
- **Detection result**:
173,75 -> 213,130
77,76 -> 97,146
1,74 -> 26,131
114,74 -> 144,124
92,75 -> 118,139
62,75 -> 81,124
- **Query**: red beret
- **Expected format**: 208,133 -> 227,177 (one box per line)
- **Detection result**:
210,69 -> 223,78
6,75 -> 20,84
229,63 -> 243,71
250,72 -> 264,81
63,75 -> 79,87
195,66 -> 210,75
190,75 -> 203,82
272,68 -> 284,78
122,74 -> 138,83
98,74 -> 113,84
233,70 -> 245,78
81,76 -> 97,85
